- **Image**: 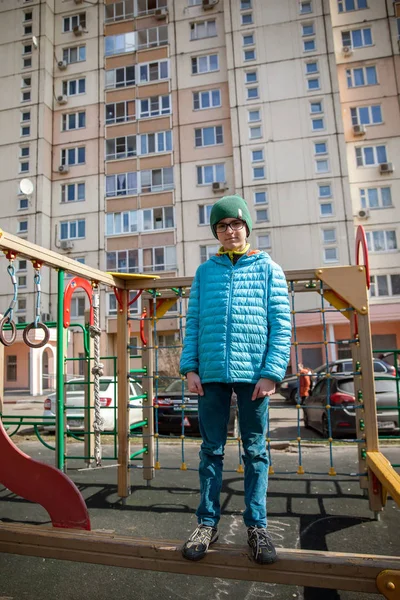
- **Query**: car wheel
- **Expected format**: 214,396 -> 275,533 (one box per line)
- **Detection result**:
290,389 -> 298,405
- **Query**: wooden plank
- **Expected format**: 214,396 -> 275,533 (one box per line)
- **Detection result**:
117,290 -> 130,498
367,451 -> 400,508
0,229 -> 154,290
0,523 -> 398,593
141,298 -> 154,482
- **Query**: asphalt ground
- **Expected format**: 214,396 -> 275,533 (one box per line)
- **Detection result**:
0,440 -> 399,600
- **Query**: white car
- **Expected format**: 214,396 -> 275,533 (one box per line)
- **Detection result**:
43,377 -> 144,432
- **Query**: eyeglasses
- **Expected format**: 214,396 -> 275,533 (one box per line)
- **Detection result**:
215,220 -> 245,233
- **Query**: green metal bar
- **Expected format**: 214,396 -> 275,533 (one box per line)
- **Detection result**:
129,420 -> 147,431
56,268 -> 65,471
130,447 -> 147,460
130,368 -> 147,374
34,425 -> 56,451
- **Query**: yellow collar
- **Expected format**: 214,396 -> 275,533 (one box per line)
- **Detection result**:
217,243 -> 250,261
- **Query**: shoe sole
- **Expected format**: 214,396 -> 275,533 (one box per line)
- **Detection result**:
247,541 -> 277,565
181,534 -> 219,561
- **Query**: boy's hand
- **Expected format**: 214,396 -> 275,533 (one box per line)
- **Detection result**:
252,378 -> 275,401
187,372 -> 204,396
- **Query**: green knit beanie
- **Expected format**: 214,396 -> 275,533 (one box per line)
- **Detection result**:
209,195 -> 252,239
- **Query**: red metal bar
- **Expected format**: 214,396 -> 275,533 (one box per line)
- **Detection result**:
64,277 -> 94,328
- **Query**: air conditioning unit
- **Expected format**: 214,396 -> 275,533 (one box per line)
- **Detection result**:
58,60 -> 68,70
60,240 -> 75,251
56,94 -> 68,105
379,162 -> 394,174
357,208 -> 370,219
58,165 -> 70,174
154,7 -> 168,20
202,0 -> 218,9
73,25 -> 84,36
41,312 -> 51,322
353,124 -> 366,136
342,46 -> 353,57
212,181 -> 227,192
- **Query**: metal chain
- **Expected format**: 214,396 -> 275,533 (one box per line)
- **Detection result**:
89,285 -> 104,466
4,263 -> 18,323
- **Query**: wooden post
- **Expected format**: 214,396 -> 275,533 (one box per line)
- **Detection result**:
141,298 -> 154,483
84,313 -> 95,467
357,312 -> 383,515
117,289 -> 130,499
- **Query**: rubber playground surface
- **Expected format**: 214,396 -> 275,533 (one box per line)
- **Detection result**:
0,440 -> 399,600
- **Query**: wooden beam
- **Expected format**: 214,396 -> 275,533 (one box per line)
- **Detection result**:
0,524 -> 398,594
367,452 -> 400,508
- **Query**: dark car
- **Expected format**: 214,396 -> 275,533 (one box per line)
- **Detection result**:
278,358 -> 396,404
303,376 -> 400,438
154,379 -> 238,437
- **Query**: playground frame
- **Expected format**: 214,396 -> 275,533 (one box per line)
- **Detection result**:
0,228 -> 399,599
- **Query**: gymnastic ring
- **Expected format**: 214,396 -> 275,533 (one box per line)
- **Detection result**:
23,322 -> 50,349
0,316 -> 17,346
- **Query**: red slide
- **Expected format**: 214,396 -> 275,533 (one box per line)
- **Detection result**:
0,420 -> 90,530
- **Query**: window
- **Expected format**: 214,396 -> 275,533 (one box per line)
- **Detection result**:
23,24 -> 32,35
105,101 -> 135,125
24,12 -> 33,21
20,147 -> 30,158
253,166 -> 265,179
142,207 -> 174,231
106,172 -> 138,197
302,21 -> 316,52
193,89 -> 221,110
137,26 -> 168,50
140,167 -> 174,193
256,208 -> 268,221
106,250 -> 139,274
23,58 -> 32,68
106,211 -> 138,235
143,246 -> 176,272
22,77 -> 31,88
302,23 -> 315,37
257,234 -> 271,250
20,161 -> 29,173
105,136 -> 137,160
71,296 -> 86,318
189,0 -> 202,4
251,149 -> 264,162
137,0 -> 167,15
7,356 -> 17,382
307,77 -> 320,91
241,13 -> 253,25
341,28 -> 372,49
105,33 -> 135,56
61,147 -> 86,166
61,183 -> 85,203
104,0 -> 134,22
243,34 -> 254,46
338,0 -> 367,12
105,65 -> 136,89
319,184 -> 332,198
18,276 -> 27,287
62,111 -> 86,131
138,131 -> 172,155
63,13 -> 86,32
254,190 -> 267,205
21,111 -> 31,122
23,44 -> 32,55
320,202 -> 333,216
346,66 -> 377,87
190,20 -> 216,40
63,45 -> 86,63
18,260 -> 27,271
62,78 -> 86,96
21,126 -> 30,137
198,204 -> 213,225
17,298 -> 27,312
197,164 -> 225,185
370,274 -> 400,298
138,95 -> 171,118
245,71 -> 257,83
246,87 -> 259,100
200,245 -> 219,263
249,125 -> 262,139
248,109 -> 261,122
18,220 -> 28,233
19,198 -> 29,210
244,49 -> 256,61
300,1 -> 312,13
312,117 -> 324,131
21,90 -> 31,102
323,247 -> 338,262
191,54 -> 219,74
322,228 -> 338,263
360,187 -> 392,209
303,38 -> 316,52
355,145 -> 387,167
306,61 -> 318,74
350,105 -> 382,126
315,159 -> 329,173
310,101 -> 322,114
139,60 -> 169,83
240,0 -> 252,8
60,219 -> 86,240
323,228 -> 336,244
195,126 -> 223,147
319,184 -> 334,216
314,141 -> 327,155
365,230 -> 397,252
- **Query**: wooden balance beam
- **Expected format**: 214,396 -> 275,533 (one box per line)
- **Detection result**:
0,524 -> 399,597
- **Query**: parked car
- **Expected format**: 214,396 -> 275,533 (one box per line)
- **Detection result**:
154,379 -> 238,437
43,377 -> 144,432
278,358 -> 396,404
303,376 -> 400,438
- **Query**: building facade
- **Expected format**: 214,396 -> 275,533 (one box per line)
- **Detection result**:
0,0 -> 399,392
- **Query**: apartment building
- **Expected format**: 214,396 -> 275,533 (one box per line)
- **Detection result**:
0,0 -> 399,393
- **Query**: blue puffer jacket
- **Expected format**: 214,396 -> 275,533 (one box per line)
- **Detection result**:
180,251 -> 292,384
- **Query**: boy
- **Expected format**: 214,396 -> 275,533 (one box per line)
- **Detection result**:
180,195 -> 292,564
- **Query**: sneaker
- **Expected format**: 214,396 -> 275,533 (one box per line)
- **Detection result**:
247,527 -> 277,565
182,525 -> 219,561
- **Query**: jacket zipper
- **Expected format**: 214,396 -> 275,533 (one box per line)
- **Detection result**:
225,263 -> 234,381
